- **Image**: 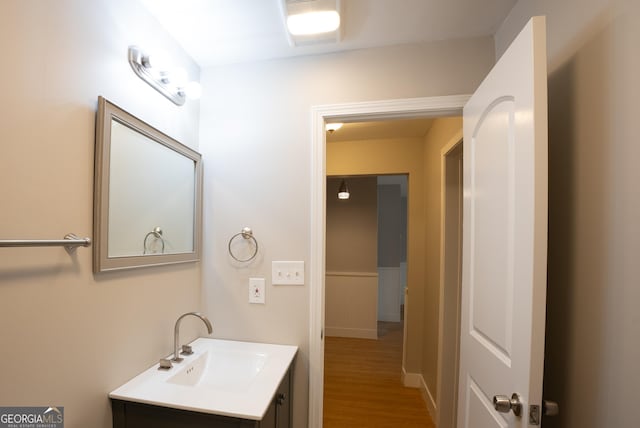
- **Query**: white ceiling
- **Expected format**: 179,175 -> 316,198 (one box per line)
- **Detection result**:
139,0 -> 516,67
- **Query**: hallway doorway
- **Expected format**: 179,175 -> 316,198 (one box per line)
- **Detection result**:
308,95 -> 469,427
324,172 -> 415,425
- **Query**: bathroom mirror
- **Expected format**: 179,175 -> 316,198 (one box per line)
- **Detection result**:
93,96 -> 202,272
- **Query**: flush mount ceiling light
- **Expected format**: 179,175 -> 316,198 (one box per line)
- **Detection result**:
337,179 -> 350,200
128,46 -> 202,106
287,10 -> 340,35
281,0 -> 342,46
325,122 -> 343,133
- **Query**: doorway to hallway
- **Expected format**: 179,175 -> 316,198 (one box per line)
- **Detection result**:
308,95 -> 469,427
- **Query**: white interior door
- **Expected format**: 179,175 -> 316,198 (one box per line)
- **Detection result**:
457,16 -> 548,428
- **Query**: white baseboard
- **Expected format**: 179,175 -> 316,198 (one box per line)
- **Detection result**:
420,375 -> 437,423
402,368 -> 437,423
402,368 -> 423,388
325,327 -> 378,339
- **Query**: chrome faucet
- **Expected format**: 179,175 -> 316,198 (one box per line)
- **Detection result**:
172,312 -> 213,363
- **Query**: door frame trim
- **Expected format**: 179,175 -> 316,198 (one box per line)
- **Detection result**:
309,95 -> 470,427
436,134 -> 464,427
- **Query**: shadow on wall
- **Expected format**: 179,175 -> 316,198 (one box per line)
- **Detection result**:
544,56 -> 575,428
544,24 -> 612,428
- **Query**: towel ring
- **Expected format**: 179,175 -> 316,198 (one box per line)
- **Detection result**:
143,226 -> 166,254
228,227 -> 258,262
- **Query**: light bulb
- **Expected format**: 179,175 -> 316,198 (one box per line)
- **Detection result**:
172,67 -> 188,88
326,123 -> 343,132
337,179 -> 350,200
184,81 -> 202,100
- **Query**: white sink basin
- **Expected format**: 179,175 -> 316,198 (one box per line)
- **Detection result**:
166,348 -> 267,391
109,338 -> 297,420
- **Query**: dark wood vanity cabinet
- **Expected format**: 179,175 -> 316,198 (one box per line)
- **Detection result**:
111,369 -> 292,428
257,369 -> 291,428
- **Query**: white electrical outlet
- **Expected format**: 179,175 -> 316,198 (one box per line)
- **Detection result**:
249,278 -> 265,304
272,261 -> 304,285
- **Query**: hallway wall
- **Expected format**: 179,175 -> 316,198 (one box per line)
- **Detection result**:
420,117 -> 463,410
325,177 -> 378,339
326,177 -> 378,273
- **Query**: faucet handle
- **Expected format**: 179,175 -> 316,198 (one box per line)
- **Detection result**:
181,345 -> 194,355
158,358 -> 173,370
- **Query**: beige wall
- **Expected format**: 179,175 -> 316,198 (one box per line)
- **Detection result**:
199,37 -> 494,425
420,117 -> 463,403
325,273 -> 379,339
326,177 -> 378,273
496,1 -> 640,427
0,2 -> 202,427
325,176 -> 378,339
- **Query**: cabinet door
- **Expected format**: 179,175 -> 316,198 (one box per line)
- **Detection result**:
261,401 -> 276,428
275,370 -> 291,428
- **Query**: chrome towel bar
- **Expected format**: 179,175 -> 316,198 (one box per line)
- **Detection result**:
0,233 -> 91,250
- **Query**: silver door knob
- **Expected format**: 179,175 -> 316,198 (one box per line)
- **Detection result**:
493,393 -> 522,416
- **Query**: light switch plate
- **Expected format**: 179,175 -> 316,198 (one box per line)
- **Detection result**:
272,261 -> 304,285
249,278 -> 265,304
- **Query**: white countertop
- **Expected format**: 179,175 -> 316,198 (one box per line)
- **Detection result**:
109,338 -> 298,420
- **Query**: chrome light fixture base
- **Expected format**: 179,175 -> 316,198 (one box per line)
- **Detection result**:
128,46 -> 186,106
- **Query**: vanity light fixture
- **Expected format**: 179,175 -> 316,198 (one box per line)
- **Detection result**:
128,46 -> 202,106
337,179 -> 350,200
326,122 -> 343,133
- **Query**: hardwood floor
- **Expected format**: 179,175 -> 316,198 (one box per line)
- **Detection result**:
323,322 -> 435,427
